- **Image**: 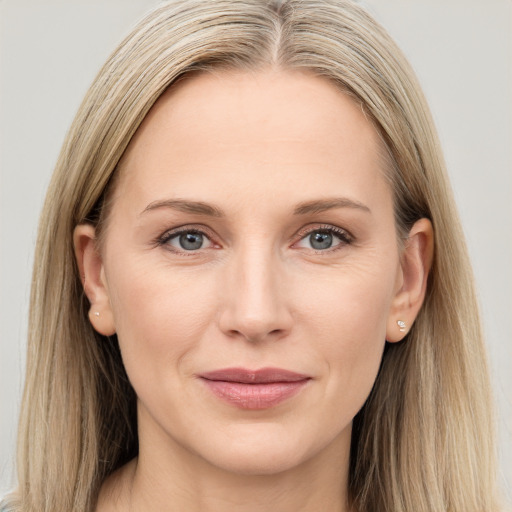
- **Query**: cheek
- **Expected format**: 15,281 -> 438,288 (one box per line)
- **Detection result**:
299,253 -> 397,343
105,256 -> 218,386
297,258 -> 397,407
313,294 -> 387,387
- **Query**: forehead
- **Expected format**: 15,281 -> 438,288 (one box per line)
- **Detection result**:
113,68 -> 391,213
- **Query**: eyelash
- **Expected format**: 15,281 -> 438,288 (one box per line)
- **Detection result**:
156,225 -> 217,255
156,224 -> 353,255
294,224 -> 353,253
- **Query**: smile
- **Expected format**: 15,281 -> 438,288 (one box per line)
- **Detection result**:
198,367 -> 311,410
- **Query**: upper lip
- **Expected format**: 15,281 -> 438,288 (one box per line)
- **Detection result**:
199,367 -> 310,384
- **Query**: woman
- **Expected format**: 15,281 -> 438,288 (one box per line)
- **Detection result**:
1,0 -> 500,511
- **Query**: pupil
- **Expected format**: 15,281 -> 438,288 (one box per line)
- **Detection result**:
179,232 -> 203,250
310,231 -> 332,250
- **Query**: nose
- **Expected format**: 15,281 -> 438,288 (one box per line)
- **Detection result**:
218,243 -> 293,343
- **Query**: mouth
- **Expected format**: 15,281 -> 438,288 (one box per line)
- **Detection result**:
198,367 -> 311,410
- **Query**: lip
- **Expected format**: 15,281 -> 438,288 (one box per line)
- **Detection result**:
198,367 -> 311,410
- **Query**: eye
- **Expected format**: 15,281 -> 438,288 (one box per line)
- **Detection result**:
161,229 -> 213,252
295,227 -> 351,251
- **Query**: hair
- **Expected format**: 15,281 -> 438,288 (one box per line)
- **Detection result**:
2,1 -> 499,511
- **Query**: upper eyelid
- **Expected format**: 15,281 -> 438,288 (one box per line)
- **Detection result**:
156,226 -> 218,255
159,224 -> 216,240
292,226 -> 353,255
293,223 -> 353,241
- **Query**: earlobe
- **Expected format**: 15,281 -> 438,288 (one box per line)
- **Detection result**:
73,224 -> 116,336
386,218 -> 434,343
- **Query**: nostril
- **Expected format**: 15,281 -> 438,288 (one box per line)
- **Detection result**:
224,326 -> 288,344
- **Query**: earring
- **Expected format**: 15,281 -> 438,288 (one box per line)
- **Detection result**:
94,311 -> 100,317
397,320 -> 406,332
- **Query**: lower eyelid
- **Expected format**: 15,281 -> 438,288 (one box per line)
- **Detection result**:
156,230 -> 212,252
298,236 -> 341,249
172,232 -> 211,247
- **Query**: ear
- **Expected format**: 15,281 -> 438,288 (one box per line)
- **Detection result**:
73,224 -> 116,336
386,218 -> 434,342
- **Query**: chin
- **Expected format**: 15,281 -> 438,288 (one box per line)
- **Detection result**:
191,423 -> 344,477
205,445 -> 308,476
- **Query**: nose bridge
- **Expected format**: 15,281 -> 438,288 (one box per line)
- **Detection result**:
219,238 -> 291,342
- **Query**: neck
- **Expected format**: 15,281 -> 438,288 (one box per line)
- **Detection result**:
97,414 -> 353,512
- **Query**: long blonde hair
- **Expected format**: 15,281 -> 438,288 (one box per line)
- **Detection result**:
2,1 -> 498,511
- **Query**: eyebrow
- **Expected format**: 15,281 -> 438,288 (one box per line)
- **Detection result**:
140,196 -> 371,218
293,197 -> 371,215
140,199 -> 224,217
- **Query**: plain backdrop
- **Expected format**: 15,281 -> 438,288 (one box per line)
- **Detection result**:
1,0 -> 511,502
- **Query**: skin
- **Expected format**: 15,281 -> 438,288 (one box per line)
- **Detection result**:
75,69 -> 433,512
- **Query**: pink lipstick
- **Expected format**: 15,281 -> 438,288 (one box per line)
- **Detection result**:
198,367 -> 310,410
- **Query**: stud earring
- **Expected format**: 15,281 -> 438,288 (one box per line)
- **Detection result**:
397,320 -> 406,332
94,311 -> 100,317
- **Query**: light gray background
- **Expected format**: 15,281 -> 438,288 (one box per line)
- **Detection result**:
1,0 -> 511,503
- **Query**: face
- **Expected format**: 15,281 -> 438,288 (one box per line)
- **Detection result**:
79,69 -> 421,476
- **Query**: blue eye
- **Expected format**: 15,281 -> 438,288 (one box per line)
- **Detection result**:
296,228 -> 350,251
164,230 -> 212,251
309,231 -> 334,250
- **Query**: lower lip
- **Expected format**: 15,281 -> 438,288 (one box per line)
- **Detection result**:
201,379 -> 309,410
